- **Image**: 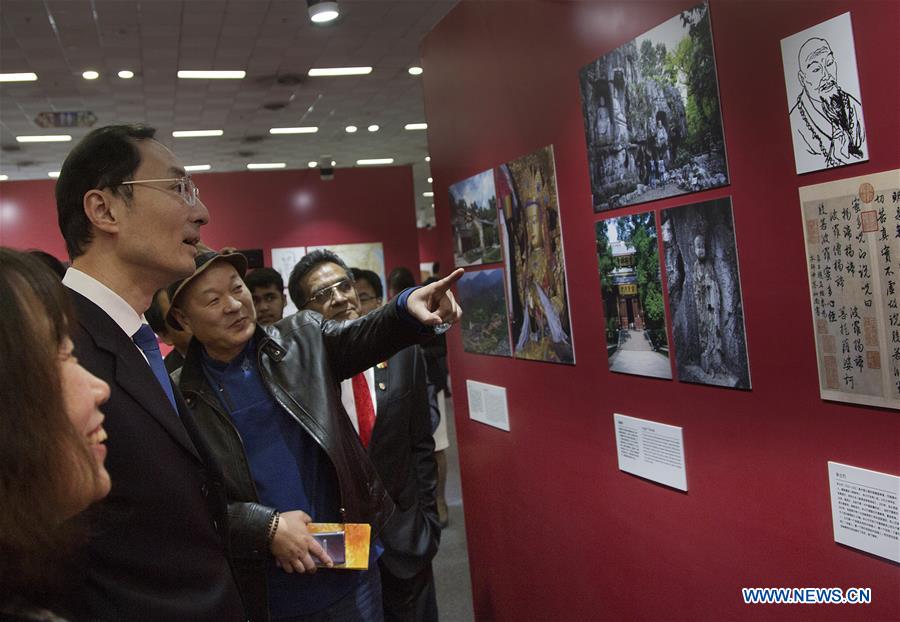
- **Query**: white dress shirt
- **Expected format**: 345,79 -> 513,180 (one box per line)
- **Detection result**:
339,366 -> 377,434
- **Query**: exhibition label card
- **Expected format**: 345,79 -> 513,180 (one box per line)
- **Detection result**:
614,414 -> 687,491
466,380 -> 510,432
827,462 -> 900,563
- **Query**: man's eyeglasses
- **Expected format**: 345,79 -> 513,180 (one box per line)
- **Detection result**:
119,175 -> 200,207
304,278 -> 354,307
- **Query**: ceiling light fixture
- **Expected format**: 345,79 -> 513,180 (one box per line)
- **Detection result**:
357,158 -> 394,165
0,175 -> 8,181
247,162 -> 286,170
269,127 -> 318,134
427,177 -> 433,183
48,171 -> 60,178
308,161 -> 318,168
408,66 -> 423,76
82,70 -> 99,80
16,135 -> 72,143
172,130 -> 224,138
185,164 -> 211,171
367,124 -> 380,132
404,123 -> 427,131
307,0 -> 339,24
423,191 -> 434,197
424,156 -> 431,162
345,125 -> 357,133
177,70 -> 246,79
308,67 -> 372,77
118,70 -> 135,79
0,73 -> 38,82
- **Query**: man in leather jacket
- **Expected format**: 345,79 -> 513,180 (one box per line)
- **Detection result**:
167,249 -> 461,622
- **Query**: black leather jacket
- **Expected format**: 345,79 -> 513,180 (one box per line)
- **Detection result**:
172,299 -> 429,621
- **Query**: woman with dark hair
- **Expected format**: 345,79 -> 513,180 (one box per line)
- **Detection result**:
0,248 -> 111,619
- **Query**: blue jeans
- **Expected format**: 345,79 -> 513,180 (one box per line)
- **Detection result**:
276,567 -> 384,622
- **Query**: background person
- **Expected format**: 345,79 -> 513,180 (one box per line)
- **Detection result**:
0,248 -> 111,618
146,287 -> 193,373
244,267 -> 289,325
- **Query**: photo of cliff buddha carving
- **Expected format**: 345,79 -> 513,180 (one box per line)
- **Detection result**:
497,145 -> 575,364
579,1 -> 729,212
780,12 -> 868,175
661,198 -> 751,389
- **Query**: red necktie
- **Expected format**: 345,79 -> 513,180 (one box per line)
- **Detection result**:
351,372 -> 376,448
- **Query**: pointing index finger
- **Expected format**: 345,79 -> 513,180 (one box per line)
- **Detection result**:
430,268 -> 464,293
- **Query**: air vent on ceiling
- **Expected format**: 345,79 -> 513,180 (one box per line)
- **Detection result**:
236,150 -> 257,158
276,74 -> 305,86
16,160 -> 38,167
262,102 -> 288,111
242,135 -> 266,143
2,144 -> 22,152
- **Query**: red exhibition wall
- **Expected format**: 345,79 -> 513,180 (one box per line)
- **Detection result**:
0,165 -> 420,278
422,1 -> 898,621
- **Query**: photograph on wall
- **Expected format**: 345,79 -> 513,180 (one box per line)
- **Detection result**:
596,212 -> 672,379
307,241 -> 386,295
780,12 -> 868,175
661,198 -> 750,389
578,1 -> 728,212
798,169 -> 900,410
456,268 -> 512,357
449,169 -> 502,267
496,145 -> 575,364
271,246 -> 307,317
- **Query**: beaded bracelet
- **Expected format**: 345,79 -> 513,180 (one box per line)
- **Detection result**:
266,511 -> 280,547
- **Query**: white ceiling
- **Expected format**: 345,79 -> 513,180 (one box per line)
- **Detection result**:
0,0 -> 456,226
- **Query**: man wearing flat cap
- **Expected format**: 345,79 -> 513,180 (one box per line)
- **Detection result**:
167,249 -> 462,622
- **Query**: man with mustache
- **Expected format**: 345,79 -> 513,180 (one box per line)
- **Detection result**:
789,37 -> 865,168
168,249 -> 461,621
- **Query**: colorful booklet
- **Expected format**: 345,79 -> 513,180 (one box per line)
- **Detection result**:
308,523 -> 370,570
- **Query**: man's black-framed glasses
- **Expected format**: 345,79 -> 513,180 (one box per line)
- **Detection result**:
119,174 -> 199,207
304,278 -> 354,307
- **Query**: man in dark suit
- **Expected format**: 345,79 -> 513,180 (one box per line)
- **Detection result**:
55,125 -> 244,619
292,257 -> 440,622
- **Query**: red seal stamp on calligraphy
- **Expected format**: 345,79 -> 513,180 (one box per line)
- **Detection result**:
859,182 -> 875,204
806,219 -> 820,244
861,210 -> 878,233
863,317 -> 878,347
866,351 -> 881,370
823,355 -> 839,389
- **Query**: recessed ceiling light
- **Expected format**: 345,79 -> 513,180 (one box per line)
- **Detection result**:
423,191 -> 434,197
185,164 -> 211,171
0,73 -> 38,82
172,129 -> 224,138
357,158 -> 394,165
48,171 -> 60,178
82,70 -> 99,80
308,161 -> 318,168
404,123 -> 427,131
118,70 -> 135,79
331,160 -> 336,167
0,175 -> 8,181
16,135 -> 72,143
247,162 -> 286,170
345,125 -> 358,133
427,177 -> 433,183
177,70 -> 246,79
367,124 -> 380,132
308,67 -> 373,77
408,66 -> 423,76
269,127 -> 318,134
307,0 -> 339,23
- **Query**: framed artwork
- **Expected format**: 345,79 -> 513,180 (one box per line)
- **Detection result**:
799,169 -> 899,409
781,12 -> 868,175
579,2 -> 728,212
449,169 -> 502,267
497,145 -> 575,364
596,212 -> 672,379
661,198 -> 751,389
457,268 -> 512,357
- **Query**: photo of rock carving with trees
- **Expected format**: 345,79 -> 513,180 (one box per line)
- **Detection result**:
661,198 -> 750,389
579,2 -> 728,212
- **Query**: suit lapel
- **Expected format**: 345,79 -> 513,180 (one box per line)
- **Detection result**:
70,290 -> 201,461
